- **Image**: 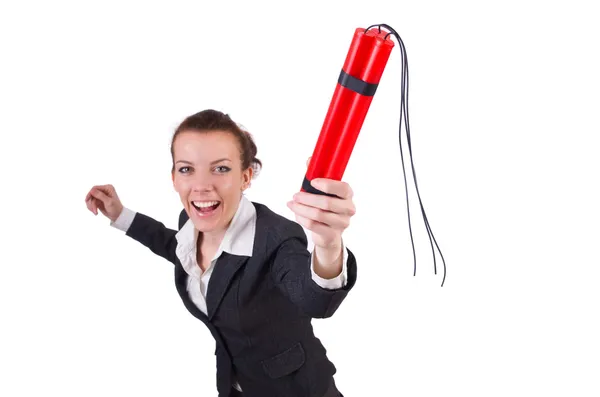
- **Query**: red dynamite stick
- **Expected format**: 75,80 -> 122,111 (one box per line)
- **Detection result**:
302,27 -> 394,197
300,24 -> 448,287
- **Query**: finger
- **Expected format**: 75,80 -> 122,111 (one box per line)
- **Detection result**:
293,214 -> 336,240
86,197 -> 98,215
86,185 -> 112,201
310,179 -> 353,199
287,200 -> 350,230
89,187 -> 110,203
85,188 -> 96,202
97,185 -> 116,197
292,191 -> 355,216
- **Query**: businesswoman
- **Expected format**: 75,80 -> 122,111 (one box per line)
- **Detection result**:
85,109 -> 358,397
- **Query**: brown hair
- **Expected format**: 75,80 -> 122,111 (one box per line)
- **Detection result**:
170,109 -> 262,178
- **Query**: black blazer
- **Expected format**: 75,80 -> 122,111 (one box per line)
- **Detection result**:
123,200 -> 358,397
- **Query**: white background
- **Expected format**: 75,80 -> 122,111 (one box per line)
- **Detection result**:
1,0 -> 599,396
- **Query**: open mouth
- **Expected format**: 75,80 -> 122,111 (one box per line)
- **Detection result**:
191,200 -> 221,216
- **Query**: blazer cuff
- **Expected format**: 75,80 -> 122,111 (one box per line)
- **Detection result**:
310,240 -> 349,290
110,207 -> 137,232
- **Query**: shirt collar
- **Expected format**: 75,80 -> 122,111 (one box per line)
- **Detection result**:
175,194 -> 256,263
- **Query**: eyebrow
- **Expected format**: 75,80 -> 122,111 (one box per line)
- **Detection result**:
211,158 -> 232,165
175,158 -> 232,165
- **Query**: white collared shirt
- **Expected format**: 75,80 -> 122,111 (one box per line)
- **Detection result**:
111,195 -> 349,392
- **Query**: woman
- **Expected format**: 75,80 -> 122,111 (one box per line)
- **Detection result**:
85,110 -> 358,397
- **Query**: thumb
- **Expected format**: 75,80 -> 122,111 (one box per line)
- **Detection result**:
306,156 -> 312,168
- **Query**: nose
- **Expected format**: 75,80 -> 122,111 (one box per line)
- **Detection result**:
190,172 -> 215,193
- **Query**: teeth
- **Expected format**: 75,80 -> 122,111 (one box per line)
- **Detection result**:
193,201 -> 219,208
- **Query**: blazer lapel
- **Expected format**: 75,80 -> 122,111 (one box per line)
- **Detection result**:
173,264 -> 209,323
206,252 -> 249,321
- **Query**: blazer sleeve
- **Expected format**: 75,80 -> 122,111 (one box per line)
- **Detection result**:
111,207 -> 185,266
270,222 -> 357,319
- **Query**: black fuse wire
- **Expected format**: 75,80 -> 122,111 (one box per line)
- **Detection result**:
366,23 -> 447,287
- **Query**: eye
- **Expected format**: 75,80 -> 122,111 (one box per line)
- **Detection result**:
215,166 -> 231,173
178,166 -> 191,174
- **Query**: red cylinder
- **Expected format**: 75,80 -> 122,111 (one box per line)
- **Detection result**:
302,27 -> 394,196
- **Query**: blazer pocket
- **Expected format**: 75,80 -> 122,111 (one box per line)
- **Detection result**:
261,342 -> 306,379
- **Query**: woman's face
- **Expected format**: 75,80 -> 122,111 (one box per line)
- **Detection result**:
171,129 -> 252,237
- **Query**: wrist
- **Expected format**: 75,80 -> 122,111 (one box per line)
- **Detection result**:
315,244 -> 341,262
313,242 -> 343,279
110,205 -> 124,223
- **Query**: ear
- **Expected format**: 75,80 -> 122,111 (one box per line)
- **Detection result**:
241,167 -> 253,190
